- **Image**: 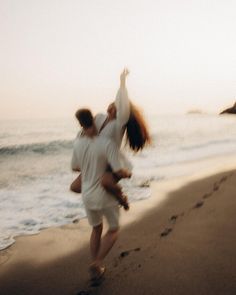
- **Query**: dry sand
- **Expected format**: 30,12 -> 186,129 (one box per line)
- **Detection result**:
0,168 -> 236,295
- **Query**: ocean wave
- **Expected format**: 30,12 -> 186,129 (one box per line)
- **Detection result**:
0,133 -> 11,139
0,140 -> 73,156
180,138 -> 236,151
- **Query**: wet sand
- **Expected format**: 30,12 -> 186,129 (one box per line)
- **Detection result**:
0,169 -> 236,295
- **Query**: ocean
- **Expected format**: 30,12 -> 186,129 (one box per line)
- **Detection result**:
1,114 -> 236,250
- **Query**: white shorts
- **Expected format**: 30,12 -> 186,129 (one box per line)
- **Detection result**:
85,206 -> 120,230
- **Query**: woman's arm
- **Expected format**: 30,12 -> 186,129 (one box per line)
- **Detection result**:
115,68 -> 131,126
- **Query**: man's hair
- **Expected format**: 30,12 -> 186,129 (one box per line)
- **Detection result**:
75,108 -> 94,129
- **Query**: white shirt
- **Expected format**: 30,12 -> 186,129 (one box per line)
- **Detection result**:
71,135 -> 123,210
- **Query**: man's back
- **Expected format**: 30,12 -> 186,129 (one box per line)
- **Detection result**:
71,135 -> 122,210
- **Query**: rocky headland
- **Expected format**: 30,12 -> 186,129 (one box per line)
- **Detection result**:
220,102 -> 236,114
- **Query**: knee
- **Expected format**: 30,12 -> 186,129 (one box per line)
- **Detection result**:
70,182 -> 81,193
70,175 -> 82,193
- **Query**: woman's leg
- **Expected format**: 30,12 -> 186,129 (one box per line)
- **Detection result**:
101,172 -> 129,210
70,174 -> 82,193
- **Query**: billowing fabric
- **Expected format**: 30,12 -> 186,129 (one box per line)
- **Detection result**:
94,85 -> 133,171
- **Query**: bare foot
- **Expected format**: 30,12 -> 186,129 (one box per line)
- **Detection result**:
89,263 -> 106,281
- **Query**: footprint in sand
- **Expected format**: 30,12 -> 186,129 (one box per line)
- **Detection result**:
203,192 -> 212,199
219,176 -> 228,183
119,247 -> 141,258
213,182 -> 220,191
0,251 -> 11,266
203,178 -> 225,199
113,248 -> 141,268
169,215 -> 178,223
160,227 -> 172,237
193,201 -> 204,209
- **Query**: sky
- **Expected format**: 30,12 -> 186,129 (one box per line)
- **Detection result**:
0,0 -> 236,119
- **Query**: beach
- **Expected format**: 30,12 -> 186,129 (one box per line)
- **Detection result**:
1,114 -> 236,251
1,1 -> 236,293
1,165 -> 236,295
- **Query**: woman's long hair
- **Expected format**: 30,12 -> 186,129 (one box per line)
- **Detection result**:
125,103 -> 151,152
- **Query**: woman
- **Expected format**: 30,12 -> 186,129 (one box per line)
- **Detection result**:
71,69 -> 151,209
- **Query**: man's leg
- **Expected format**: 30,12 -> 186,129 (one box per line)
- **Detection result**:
90,223 -> 103,261
89,207 -> 119,280
93,228 -> 119,266
87,210 -> 105,281
92,206 -> 119,267
89,229 -> 118,281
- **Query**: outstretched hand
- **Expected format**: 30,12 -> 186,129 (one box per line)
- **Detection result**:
120,68 -> 129,85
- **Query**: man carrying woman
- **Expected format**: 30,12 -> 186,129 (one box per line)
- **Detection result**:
71,69 -> 151,210
71,108 -> 131,282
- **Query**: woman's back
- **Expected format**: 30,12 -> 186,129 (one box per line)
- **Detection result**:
95,113 -> 126,148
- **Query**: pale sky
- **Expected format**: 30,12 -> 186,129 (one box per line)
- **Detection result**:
0,0 -> 236,119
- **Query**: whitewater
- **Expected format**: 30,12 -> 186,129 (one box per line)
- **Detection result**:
1,114 -> 236,250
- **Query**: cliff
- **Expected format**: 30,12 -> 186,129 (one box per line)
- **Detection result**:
220,102 -> 236,114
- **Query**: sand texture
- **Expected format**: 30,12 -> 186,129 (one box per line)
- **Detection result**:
0,169 -> 236,295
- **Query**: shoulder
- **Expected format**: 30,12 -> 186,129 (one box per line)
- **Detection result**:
74,130 -> 83,141
95,113 -> 107,123
94,113 -> 107,131
95,113 -> 106,119
74,134 -> 89,148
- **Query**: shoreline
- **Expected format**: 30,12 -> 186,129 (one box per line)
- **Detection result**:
1,152 -> 236,252
0,164 -> 236,294
0,153 -> 236,253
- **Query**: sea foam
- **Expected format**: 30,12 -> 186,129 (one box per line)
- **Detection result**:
1,115 -> 236,250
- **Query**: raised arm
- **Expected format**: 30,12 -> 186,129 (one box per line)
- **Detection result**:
115,68 -> 131,126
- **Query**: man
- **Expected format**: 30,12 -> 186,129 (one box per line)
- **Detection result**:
71,108 -> 131,281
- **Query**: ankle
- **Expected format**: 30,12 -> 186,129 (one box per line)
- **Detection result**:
91,260 -> 102,268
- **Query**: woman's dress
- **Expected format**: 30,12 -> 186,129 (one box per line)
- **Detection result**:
95,85 -> 133,171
